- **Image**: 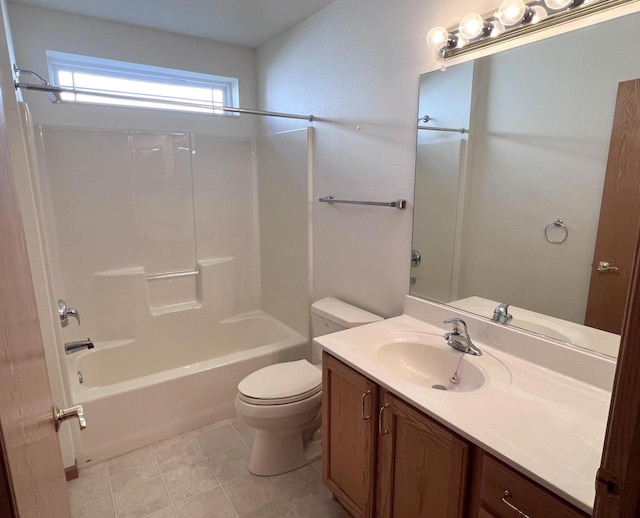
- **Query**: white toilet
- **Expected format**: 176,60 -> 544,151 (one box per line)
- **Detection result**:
235,297 -> 383,476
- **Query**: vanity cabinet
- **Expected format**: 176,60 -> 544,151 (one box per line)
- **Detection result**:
322,352 -> 379,518
376,390 -> 469,518
470,453 -> 588,518
323,352 -> 589,518
323,352 -> 469,518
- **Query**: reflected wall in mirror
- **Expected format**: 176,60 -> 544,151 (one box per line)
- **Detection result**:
412,12 -> 640,358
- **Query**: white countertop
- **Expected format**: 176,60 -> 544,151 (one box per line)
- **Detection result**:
315,297 -> 615,514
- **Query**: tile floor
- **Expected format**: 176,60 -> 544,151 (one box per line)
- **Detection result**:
68,418 -> 349,518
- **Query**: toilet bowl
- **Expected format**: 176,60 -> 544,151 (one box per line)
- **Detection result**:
235,360 -> 322,476
235,298 -> 383,476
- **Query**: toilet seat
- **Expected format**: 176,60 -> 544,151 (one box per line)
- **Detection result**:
238,360 -> 322,406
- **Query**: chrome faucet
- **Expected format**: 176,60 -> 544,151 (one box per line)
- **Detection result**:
492,302 -> 513,324
443,318 -> 482,356
58,299 -> 80,327
64,338 -> 94,355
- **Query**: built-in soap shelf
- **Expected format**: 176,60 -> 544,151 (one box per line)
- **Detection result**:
93,257 -> 236,319
147,268 -> 201,314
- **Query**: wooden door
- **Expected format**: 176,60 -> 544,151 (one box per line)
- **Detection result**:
593,222 -> 640,516
322,352 -> 378,518
0,77 -> 71,515
376,390 -> 469,518
585,79 -> 640,334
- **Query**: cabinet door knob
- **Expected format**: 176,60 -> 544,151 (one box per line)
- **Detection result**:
501,490 -> 531,518
378,403 -> 389,435
361,390 -> 371,421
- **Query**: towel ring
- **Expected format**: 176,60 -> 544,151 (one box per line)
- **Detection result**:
545,219 -> 568,244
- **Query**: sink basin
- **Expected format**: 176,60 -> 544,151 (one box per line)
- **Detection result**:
448,297 -> 591,349
509,317 -> 589,348
364,332 -> 511,393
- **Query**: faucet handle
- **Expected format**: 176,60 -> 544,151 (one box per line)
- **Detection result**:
493,303 -> 513,324
443,317 -> 467,334
58,299 -> 80,327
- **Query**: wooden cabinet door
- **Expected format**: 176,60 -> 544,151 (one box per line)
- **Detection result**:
474,454 -> 588,518
323,352 -> 378,518
376,390 -> 469,518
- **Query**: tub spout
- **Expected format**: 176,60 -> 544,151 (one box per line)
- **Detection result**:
64,338 -> 94,355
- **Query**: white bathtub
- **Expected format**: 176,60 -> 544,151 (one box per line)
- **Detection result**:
66,312 -> 308,465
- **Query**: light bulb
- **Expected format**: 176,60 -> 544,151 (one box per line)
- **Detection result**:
497,0 -> 530,26
459,13 -> 490,40
544,0 -> 581,9
490,19 -> 506,37
426,26 -> 450,50
531,5 -> 548,22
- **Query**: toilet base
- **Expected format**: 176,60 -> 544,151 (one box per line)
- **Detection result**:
248,427 -> 322,476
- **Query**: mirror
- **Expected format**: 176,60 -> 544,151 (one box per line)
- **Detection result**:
412,11 -> 640,358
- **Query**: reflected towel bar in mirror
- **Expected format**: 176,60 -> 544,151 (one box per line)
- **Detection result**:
418,115 -> 468,134
319,195 -> 407,209
418,125 -> 468,134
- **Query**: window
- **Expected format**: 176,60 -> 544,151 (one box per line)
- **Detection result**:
46,50 -> 239,115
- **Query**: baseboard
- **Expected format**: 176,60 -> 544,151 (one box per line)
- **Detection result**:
64,460 -> 78,481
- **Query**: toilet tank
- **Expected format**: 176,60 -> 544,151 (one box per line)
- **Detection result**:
310,297 -> 383,364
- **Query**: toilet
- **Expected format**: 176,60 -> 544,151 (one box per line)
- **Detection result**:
235,297 -> 383,476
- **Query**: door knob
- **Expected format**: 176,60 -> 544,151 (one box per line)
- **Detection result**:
597,261 -> 619,272
53,404 -> 87,431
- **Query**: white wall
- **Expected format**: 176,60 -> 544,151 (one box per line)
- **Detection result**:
257,128 -> 312,338
8,2 -> 258,136
256,0 -> 640,318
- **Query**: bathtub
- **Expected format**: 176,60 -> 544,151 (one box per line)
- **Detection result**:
66,312 -> 308,465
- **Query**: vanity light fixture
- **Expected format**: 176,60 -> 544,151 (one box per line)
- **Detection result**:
426,26 -> 458,51
544,0 -> 583,8
427,0 -> 637,59
459,13 -> 493,39
497,0 -> 533,26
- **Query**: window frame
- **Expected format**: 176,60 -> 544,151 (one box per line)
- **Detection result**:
45,50 -> 239,115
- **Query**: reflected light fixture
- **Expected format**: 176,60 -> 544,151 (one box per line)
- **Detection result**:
426,0 -> 635,60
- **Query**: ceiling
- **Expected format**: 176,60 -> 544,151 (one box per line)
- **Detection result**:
9,0 -> 336,48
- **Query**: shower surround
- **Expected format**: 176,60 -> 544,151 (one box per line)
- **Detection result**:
35,125 -> 312,463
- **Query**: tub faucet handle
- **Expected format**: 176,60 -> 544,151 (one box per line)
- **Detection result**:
58,299 -> 80,327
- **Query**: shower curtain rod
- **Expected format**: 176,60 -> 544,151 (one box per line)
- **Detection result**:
417,125 -> 468,134
14,81 -> 316,122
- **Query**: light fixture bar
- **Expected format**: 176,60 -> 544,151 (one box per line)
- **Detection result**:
439,0 -> 636,59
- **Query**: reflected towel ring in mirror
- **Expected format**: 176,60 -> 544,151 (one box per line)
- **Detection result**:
545,219 -> 568,244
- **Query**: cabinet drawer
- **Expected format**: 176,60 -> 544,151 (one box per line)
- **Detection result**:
478,455 -> 588,518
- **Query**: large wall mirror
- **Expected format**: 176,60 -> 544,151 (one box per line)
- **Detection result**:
412,11 -> 640,359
